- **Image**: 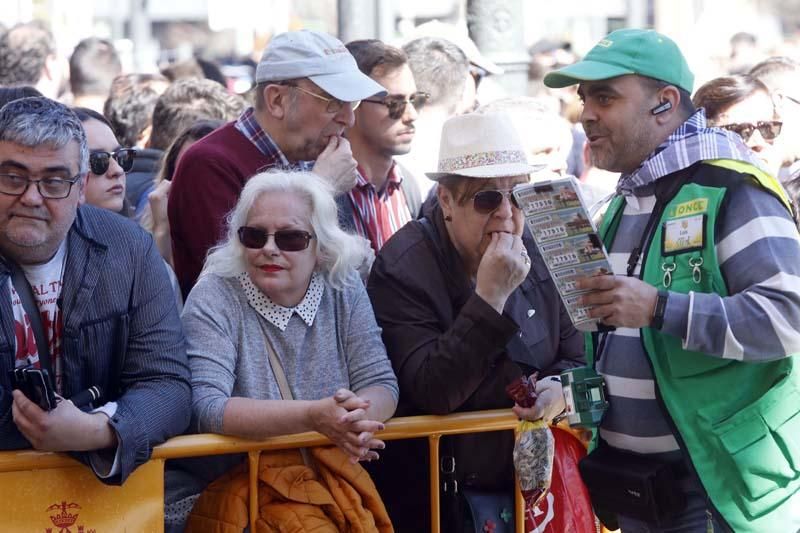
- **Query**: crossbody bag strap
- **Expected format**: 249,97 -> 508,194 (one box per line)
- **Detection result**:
6,258 -> 53,386
256,318 -> 315,468
259,323 -> 294,401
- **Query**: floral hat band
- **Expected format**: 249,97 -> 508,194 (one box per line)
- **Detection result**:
438,149 -> 529,173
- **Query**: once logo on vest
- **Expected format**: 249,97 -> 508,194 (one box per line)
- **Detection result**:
669,198 -> 708,219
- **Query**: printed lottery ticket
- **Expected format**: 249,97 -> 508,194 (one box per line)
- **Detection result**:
552,262 -> 610,296
539,233 -> 606,269
528,208 -> 593,244
513,180 -> 582,217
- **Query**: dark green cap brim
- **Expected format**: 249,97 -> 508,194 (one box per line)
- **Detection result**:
543,61 -> 636,88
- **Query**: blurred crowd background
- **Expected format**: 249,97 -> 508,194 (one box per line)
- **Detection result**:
5,0 -> 800,101
5,0 -> 800,210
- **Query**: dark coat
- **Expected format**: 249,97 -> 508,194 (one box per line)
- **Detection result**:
0,205 -> 191,484
365,202 -> 584,530
125,147 -> 163,216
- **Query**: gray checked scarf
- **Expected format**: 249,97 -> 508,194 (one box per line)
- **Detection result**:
616,108 -> 767,195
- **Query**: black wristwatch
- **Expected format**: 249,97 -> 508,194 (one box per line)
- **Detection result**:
651,290 -> 669,330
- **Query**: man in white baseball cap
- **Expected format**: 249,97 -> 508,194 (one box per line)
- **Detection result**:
168,30 -> 387,296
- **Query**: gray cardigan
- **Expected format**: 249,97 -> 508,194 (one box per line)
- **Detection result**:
183,271 -> 399,434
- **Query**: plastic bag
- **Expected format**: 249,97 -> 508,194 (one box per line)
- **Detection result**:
506,374 -> 555,508
526,427 -> 595,533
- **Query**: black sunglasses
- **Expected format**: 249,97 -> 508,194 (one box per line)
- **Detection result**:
237,226 -> 314,252
89,148 -> 136,175
719,120 -> 782,142
472,189 -> 521,214
361,92 -> 430,120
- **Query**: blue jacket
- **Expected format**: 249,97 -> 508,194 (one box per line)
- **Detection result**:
0,205 -> 191,484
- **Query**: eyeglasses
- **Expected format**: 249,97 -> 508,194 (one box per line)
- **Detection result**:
472,189 -> 521,214
361,92 -> 430,120
89,148 -> 136,175
237,226 -> 314,251
288,84 -> 361,113
0,173 -> 81,199
719,120 -> 782,142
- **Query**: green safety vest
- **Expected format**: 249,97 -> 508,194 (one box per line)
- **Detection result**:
592,159 -> 800,532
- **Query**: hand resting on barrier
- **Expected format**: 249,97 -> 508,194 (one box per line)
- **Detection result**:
511,377 -> 566,424
11,390 -> 117,452
312,388 -> 386,463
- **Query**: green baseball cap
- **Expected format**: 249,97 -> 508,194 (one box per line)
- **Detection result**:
544,28 -> 694,93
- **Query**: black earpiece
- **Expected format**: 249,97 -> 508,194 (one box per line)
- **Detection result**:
650,101 -> 673,115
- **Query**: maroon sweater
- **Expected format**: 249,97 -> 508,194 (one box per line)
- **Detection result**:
168,122 -> 280,297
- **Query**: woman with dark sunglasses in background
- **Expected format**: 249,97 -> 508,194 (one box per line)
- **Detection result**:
74,107 -> 184,312
73,107 -> 136,216
164,170 -> 398,531
692,74 -> 783,176
365,113 -> 585,532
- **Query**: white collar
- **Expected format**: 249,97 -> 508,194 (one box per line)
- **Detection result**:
238,271 -> 324,331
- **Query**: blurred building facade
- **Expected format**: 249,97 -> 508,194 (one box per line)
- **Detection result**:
0,0 -> 795,97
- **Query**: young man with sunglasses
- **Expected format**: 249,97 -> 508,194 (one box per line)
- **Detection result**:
545,29 -> 800,532
167,30 -> 386,297
397,37 -> 471,198
340,39 -> 424,251
0,97 -> 190,485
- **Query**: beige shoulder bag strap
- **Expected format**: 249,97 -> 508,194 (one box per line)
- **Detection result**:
257,319 -> 315,468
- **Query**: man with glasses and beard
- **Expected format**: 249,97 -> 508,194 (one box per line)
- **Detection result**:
341,40 -> 424,251
0,97 -> 190,485
544,29 -> 800,532
168,30 -> 387,297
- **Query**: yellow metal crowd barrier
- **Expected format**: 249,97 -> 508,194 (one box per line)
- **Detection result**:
0,409 -> 525,533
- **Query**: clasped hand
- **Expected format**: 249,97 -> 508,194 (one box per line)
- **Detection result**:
310,388 -> 385,463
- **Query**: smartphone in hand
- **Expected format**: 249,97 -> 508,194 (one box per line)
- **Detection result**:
7,366 -> 58,411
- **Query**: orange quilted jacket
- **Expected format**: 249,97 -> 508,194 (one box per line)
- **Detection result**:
186,446 -> 394,533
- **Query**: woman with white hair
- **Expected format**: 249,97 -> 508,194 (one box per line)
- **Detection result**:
165,170 -> 398,531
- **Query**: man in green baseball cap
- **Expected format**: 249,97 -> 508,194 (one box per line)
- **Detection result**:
544,28 -> 694,93
544,28 -> 696,175
546,28 -> 800,533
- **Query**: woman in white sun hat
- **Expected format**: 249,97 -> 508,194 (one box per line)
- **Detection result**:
365,112 -> 585,532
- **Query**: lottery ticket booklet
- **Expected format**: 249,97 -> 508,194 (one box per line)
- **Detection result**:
512,176 -> 612,332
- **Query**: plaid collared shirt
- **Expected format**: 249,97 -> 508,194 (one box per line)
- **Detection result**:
348,163 -> 412,251
617,108 -> 766,195
234,107 -> 312,171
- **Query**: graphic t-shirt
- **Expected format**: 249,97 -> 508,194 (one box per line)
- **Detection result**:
10,243 -> 66,394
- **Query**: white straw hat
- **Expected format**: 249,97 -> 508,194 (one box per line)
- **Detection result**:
426,113 -> 544,180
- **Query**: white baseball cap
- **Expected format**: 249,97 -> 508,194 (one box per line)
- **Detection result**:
255,30 -> 387,102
